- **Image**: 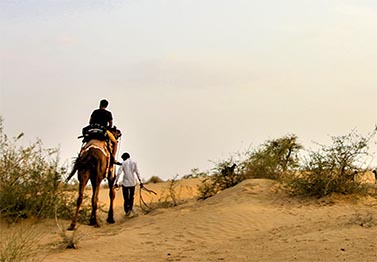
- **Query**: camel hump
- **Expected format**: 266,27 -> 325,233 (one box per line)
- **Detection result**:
81,139 -> 110,158
85,139 -> 107,149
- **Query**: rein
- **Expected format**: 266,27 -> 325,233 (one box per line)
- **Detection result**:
114,183 -> 157,213
139,185 -> 157,213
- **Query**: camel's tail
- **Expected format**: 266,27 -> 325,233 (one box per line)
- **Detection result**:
65,152 -> 98,182
65,157 -> 79,183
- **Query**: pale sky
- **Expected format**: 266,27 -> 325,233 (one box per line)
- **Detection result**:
1,0 -> 376,180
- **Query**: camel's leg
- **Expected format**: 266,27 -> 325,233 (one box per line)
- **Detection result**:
89,176 -> 101,227
107,171 -> 116,224
68,172 -> 90,231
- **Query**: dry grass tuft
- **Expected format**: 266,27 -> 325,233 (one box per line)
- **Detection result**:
0,223 -> 44,262
348,210 -> 377,228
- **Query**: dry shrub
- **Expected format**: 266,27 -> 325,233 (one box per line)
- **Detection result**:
288,129 -> 376,197
197,178 -> 218,200
161,175 -> 181,207
197,135 -> 302,200
197,129 -> 376,200
182,168 -> 208,179
139,176 -> 184,212
54,207 -> 82,249
0,118 -> 91,222
0,223 -> 44,262
146,176 -> 164,184
349,210 -> 377,228
198,159 -> 242,200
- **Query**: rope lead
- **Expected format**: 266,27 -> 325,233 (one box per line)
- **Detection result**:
139,185 -> 157,213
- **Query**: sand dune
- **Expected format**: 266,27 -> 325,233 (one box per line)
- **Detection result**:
8,178 -> 377,262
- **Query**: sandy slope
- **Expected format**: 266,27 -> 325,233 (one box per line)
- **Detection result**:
9,179 -> 377,262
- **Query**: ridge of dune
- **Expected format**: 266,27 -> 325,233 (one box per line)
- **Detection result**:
39,178 -> 377,261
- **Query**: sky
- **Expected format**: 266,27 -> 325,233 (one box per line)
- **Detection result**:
1,0 -> 376,180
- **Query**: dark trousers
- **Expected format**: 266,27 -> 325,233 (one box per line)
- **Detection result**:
122,186 -> 135,214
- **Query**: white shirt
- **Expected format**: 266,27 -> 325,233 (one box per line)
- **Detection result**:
115,158 -> 142,187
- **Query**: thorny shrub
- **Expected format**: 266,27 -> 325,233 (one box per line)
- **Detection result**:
288,128 -> 376,197
0,118 -> 90,221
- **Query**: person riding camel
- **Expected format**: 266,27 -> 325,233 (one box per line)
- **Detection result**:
89,99 -> 118,163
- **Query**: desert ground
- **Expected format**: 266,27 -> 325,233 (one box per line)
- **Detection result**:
2,178 -> 377,262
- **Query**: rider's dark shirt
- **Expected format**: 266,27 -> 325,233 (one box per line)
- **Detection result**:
90,109 -> 113,129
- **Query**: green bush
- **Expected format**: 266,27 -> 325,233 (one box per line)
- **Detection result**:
287,129 -> 376,197
196,130 -> 376,200
242,134 -> 302,180
197,159 -> 242,200
197,135 -> 302,200
0,118 -> 85,221
197,177 -> 219,200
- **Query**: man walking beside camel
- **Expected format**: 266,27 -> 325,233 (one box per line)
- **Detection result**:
115,152 -> 143,217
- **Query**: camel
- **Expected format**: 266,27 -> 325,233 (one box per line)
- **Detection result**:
66,128 -> 121,231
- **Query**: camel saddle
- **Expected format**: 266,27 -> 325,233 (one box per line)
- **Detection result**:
80,123 -> 108,143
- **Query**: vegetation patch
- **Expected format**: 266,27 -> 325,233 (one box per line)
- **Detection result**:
0,223 -> 44,262
288,129 -> 376,197
0,118 -> 92,222
348,210 -> 377,228
197,129 -> 376,200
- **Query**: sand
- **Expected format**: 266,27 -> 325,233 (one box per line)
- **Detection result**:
3,178 -> 377,262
